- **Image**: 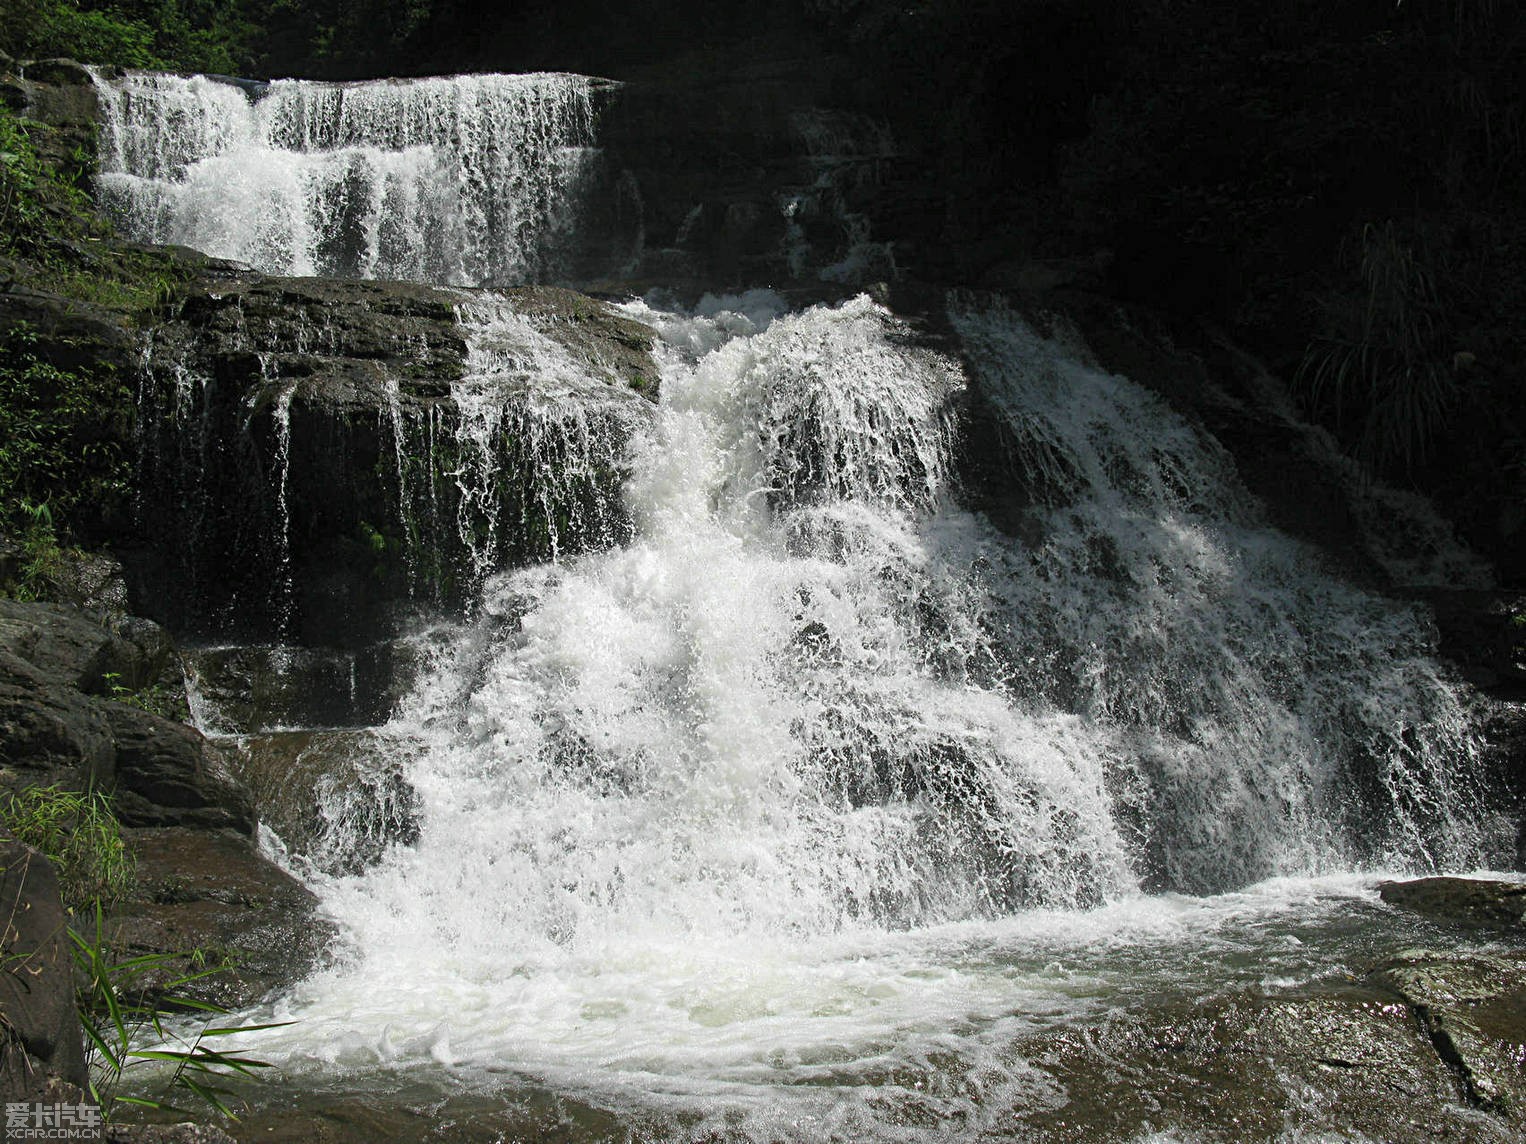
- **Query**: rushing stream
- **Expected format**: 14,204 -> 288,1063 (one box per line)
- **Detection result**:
91,69 -> 1518,1140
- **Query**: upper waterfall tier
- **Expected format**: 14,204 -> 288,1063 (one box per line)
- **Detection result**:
90,70 -> 607,286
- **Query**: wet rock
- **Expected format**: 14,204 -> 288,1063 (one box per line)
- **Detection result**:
1011,987 -> 1471,1142
506,286 -> 659,395
0,645 -> 115,791
230,730 -> 419,874
105,705 -> 254,835
0,599 -> 250,833
107,1125 -> 238,1144
132,276 -> 657,647
1379,876 -> 1526,929
107,827 -> 332,1009
227,1087 -> 629,1144
0,600 -> 176,697
183,641 -> 425,734
0,836 -> 87,1099
1370,949 -> 1526,1113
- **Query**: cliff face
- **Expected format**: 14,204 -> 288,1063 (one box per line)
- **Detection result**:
130,274 -> 657,646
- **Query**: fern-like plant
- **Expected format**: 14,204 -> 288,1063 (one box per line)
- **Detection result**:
1299,220 -> 1457,473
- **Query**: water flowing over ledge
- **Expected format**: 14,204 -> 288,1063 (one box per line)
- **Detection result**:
90,69 -> 608,285
33,53 -> 1511,1139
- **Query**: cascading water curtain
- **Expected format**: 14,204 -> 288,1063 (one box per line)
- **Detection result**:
90,69 -> 602,285
222,291 -> 1509,1141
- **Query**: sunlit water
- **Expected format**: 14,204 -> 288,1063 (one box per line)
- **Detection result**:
90,70 -> 601,284
185,293 -> 1513,1140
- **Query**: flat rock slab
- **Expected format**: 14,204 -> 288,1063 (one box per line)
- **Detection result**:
1380,876 -> 1526,929
108,1125 -> 238,1143
1008,987 -> 1481,1142
107,828 -> 332,1009
1371,949 -> 1526,1114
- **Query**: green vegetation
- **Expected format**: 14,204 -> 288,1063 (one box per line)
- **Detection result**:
0,324 -> 132,537
0,785 -> 284,1120
70,904 -> 288,1120
1,100 -> 187,309
105,669 -> 191,721
0,98 -> 184,593
0,0 -> 259,74
0,0 -> 435,78
0,784 -> 134,909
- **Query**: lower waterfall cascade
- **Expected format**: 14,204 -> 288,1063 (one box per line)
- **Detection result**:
209,291 -> 1512,1138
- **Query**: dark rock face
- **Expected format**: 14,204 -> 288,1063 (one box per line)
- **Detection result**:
1379,876 -> 1526,929
183,642 -> 424,734
565,39 -> 906,297
0,837 -> 87,1101
0,647 -> 116,793
0,58 -> 99,183
0,600 -> 247,833
131,276 -> 658,647
0,599 -> 179,792
105,705 -> 254,834
0,599 -> 175,697
0,601 -> 325,1013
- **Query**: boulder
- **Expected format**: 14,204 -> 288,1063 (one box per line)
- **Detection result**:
0,599 -> 174,697
0,645 -> 115,791
0,599 -> 252,835
106,827 -> 332,1010
105,705 -> 254,835
0,835 -> 87,1100
1379,876 -> 1526,929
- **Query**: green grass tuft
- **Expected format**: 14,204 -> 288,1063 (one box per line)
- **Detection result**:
0,784 -> 135,910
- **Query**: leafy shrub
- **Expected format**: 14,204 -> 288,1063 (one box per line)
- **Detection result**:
0,1 -> 258,73
0,323 -> 133,543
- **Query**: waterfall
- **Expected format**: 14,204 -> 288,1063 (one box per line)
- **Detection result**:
90,70 -> 603,285
236,292 -> 1504,1134
441,292 -> 644,587
98,62 -> 1512,1139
